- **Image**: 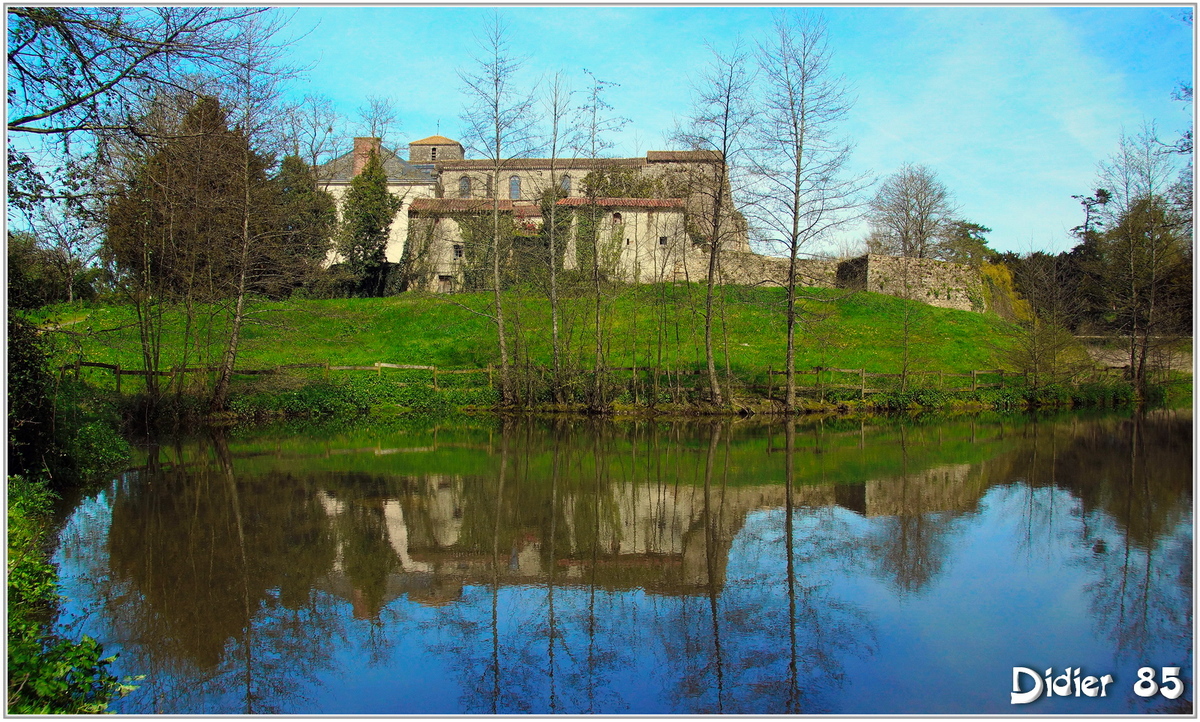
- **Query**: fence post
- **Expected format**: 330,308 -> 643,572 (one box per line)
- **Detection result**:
432,367 -> 439,391
324,361 -> 330,380
937,371 -> 943,390
74,360 -> 81,381
972,369 -> 978,392
860,368 -> 866,399
115,364 -> 121,394
767,365 -> 772,401
375,361 -> 382,377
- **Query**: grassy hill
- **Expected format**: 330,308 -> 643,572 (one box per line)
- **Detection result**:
36,283 -> 1018,379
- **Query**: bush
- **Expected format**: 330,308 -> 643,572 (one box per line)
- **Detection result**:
226,374 -> 499,418
871,387 -> 952,410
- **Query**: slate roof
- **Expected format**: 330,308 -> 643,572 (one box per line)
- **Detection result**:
321,146 -> 437,184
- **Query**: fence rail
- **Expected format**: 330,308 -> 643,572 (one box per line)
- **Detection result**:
61,358 -> 497,394
62,356 -> 1123,402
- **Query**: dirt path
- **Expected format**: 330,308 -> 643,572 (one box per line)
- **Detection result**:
1083,344 -> 1193,374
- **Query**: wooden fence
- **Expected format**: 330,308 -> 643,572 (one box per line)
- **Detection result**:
61,357 -> 1113,401
60,359 -> 495,394
763,366 -> 1012,400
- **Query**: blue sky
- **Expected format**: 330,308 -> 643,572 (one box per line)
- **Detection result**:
280,5 -> 1193,255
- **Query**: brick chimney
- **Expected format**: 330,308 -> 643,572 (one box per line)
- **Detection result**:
353,137 -> 382,176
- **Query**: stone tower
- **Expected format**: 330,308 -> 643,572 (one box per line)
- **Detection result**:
408,135 -> 464,163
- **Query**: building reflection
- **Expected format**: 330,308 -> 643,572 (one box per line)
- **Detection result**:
87,411 -> 1190,713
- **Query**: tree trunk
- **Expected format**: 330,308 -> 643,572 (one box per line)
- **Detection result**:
492,172 -> 511,405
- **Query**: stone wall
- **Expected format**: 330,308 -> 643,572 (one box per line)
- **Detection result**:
675,251 -> 983,312
860,254 -> 982,312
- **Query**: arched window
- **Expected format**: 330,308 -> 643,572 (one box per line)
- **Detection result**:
560,174 -> 571,195
458,176 -> 471,198
509,175 -> 521,200
612,212 -> 623,225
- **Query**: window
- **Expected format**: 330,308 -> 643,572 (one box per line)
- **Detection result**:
509,175 -> 521,200
453,244 -> 464,259
560,174 -> 571,194
659,236 -> 668,246
612,212 -> 622,224
431,147 -> 438,161
438,275 -> 453,293
458,176 -> 471,198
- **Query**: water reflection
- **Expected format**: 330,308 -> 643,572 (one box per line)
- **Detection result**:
53,411 -> 1192,714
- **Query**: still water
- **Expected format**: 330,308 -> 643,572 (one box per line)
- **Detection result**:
53,411 -> 1192,714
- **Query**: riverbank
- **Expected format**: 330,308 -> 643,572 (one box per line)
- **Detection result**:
196,371 -> 1175,425
7,316 -> 135,713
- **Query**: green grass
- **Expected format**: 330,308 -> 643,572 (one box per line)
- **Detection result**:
33,284 -> 1019,380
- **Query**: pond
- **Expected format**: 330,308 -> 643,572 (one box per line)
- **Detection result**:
53,410 -> 1192,714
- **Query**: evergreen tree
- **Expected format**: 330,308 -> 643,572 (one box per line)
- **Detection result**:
336,150 -> 399,296
104,95 -> 280,404
276,155 -> 336,295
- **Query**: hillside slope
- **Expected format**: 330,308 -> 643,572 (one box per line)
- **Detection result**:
37,285 -> 1019,378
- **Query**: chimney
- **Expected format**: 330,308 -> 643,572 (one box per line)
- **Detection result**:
353,137 -> 382,176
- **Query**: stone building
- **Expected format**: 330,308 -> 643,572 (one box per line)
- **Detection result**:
321,135 -> 982,311
321,135 -> 748,291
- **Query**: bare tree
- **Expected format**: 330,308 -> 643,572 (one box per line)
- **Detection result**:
541,73 -> 576,400
1096,124 -> 1188,395
750,11 -> 867,411
867,164 -> 956,259
7,7 -> 284,213
210,16 -> 298,412
356,95 -> 400,147
457,12 -> 538,406
281,94 -> 346,189
678,42 -> 756,406
574,69 -> 627,409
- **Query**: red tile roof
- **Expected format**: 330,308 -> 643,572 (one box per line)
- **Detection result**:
436,157 -> 645,171
646,150 -> 723,163
410,196 -> 685,214
409,198 -> 543,217
555,197 -> 685,209
410,135 -> 462,146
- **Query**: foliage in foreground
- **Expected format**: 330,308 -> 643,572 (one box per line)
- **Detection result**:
8,476 -> 135,713
7,314 -> 135,713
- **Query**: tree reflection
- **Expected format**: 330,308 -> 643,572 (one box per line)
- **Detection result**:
1073,413 -> 1192,672
105,432 -> 345,713
59,411 -> 1190,714
867,427 -> 961,595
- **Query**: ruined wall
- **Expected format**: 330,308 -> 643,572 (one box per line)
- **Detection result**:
692,251 -> 982,312
861,254 -> 983,312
